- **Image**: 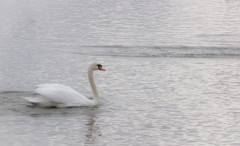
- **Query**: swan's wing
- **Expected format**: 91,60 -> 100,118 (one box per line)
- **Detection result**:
35,84 -> 89,104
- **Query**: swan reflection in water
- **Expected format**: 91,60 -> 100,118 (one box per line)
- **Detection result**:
26,106 -> 102,145
85,116 -> 102,145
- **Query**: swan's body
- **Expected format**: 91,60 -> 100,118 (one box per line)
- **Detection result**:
22,63 -> 105,107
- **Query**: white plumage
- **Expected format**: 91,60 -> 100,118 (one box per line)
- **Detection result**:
22,63 -> 105,107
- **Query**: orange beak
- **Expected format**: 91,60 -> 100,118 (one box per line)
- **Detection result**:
99,67 -> 106,71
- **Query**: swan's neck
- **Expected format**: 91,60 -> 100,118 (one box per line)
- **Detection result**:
88,67 -> 99,104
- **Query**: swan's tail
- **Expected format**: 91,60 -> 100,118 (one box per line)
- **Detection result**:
22,96 -> 52,106
22,97 -> 44,103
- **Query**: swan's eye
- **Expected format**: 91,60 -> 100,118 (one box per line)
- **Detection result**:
97,64 -> 105,71
97,64 -> 102,68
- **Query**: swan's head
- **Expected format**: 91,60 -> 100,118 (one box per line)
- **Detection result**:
90,62 -> 106,71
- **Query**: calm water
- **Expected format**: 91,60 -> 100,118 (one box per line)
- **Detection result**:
0,0 -> 240,145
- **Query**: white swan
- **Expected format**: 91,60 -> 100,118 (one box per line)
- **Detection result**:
23,63 -> 105,107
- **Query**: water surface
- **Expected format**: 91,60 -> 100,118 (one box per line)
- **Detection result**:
0,0 -> 240,145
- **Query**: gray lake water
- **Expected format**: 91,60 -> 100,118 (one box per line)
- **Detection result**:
0,0 -> 240,145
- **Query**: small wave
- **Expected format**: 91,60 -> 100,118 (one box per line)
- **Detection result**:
78,45 -> 240,58
0,90 -> 34,95
0,91 -> 22,94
